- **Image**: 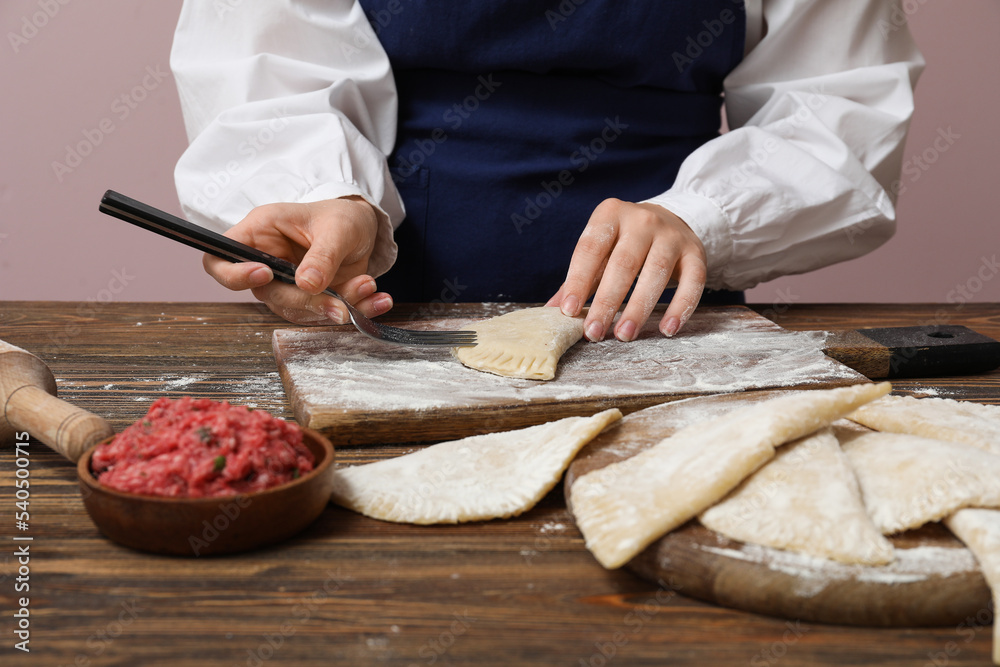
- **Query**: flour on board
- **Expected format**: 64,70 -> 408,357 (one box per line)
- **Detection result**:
275,309 -> 862,412
695,542 -> 979,597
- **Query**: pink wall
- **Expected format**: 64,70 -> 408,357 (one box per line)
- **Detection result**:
1,0 -> 998,306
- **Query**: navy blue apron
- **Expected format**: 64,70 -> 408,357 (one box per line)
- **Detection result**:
359,0 -> 746,304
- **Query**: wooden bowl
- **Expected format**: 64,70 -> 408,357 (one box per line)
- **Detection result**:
77,428 -> 335,556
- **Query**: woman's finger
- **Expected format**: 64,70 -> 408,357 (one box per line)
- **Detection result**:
202,255 -> 273,291
250,281 -> 329,320
614,244 -> 678,342
552,199 -> 624,318
659,251 -> 707,337
583,207 -> 670,341
295,198 -> 377,294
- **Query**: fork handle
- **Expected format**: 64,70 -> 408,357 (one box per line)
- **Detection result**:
99,190 -> 304,287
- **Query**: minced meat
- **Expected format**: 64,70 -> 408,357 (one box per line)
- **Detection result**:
91,397 -> 314,498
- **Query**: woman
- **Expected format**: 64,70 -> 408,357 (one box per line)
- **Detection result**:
171,0 -> 922,341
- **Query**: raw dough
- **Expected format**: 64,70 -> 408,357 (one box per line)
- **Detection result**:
944,508 -> 1000,666
570,382 -> 891,569
329,409 -> 621,524
453,306 -> 584,381
848,394 -> 1000,456
700,428 -> 894,565
838,429 -> 1000,534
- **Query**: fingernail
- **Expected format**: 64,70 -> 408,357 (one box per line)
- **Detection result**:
300,267 -> 325,291
561,295 -> 581,317
371,294 -> 393,314
585,320 -> 605,342
615,319 -> 637,342
325,305 -> 346,324
358,278 -> 377,299
249,266 -> 273,286
662,317 -> 680,338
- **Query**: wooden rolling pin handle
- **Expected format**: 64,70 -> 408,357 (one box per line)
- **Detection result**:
4,384 -> 115,462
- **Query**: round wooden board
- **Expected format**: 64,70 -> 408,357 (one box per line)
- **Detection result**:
564,390 -> 990,627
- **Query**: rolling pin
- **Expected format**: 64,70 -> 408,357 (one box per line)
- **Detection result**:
0,338 -> 114,461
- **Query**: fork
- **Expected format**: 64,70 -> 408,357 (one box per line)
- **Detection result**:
98,190 -> 477,347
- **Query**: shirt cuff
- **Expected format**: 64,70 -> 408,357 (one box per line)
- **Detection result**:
641,190 -> 734,288
298,182 -> 399,280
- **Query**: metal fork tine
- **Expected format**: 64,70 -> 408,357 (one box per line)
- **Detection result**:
364,320 -> 477,347
323,287 -> 479,347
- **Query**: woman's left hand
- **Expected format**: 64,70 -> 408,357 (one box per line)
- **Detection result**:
546,198 -> 707,342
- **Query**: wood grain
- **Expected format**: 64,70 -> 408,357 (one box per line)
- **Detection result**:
1,301 -> 998,666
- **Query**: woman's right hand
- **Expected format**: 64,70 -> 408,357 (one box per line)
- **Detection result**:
201,196 -> 393,325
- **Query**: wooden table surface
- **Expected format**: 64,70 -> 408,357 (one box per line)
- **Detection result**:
1,301 -> 998,666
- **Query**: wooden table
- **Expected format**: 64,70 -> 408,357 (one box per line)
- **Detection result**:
1,301 -> 998,666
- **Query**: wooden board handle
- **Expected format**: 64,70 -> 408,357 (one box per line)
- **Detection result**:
823,325 -> 1000,379
4,384 -> 115,462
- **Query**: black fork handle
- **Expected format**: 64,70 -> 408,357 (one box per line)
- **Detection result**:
98,190 -> 301,287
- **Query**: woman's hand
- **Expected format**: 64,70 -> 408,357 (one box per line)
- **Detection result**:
547,198 -> 706,342
202,196 -> 393,325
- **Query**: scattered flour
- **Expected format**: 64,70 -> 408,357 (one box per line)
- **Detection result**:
274,309 -> 862,412
538,522 -> 566,534
696,542 -> 979,597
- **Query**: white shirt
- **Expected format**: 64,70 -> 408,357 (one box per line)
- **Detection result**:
171,0 -> 923,291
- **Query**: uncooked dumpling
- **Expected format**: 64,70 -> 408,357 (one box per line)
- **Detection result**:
849,394 -> 1000,456
839,429 -> 1000,534
944,508 -> 1000,665
452,307 -> 583,381
699,428 -> 894,565
329,409 -> 621,524
570,382 -> 891,569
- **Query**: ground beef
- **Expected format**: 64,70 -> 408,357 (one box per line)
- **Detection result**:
91,397 -> 314,498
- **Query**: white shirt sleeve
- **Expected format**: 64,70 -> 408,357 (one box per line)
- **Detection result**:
170,0 -> 403,277
644,0 -> 925,291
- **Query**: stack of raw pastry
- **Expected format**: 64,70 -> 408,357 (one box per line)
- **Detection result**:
569,389 -> 1000,666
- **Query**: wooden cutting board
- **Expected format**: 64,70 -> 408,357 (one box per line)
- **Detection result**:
272,306 -> 866,445
563,390 -> 989,627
